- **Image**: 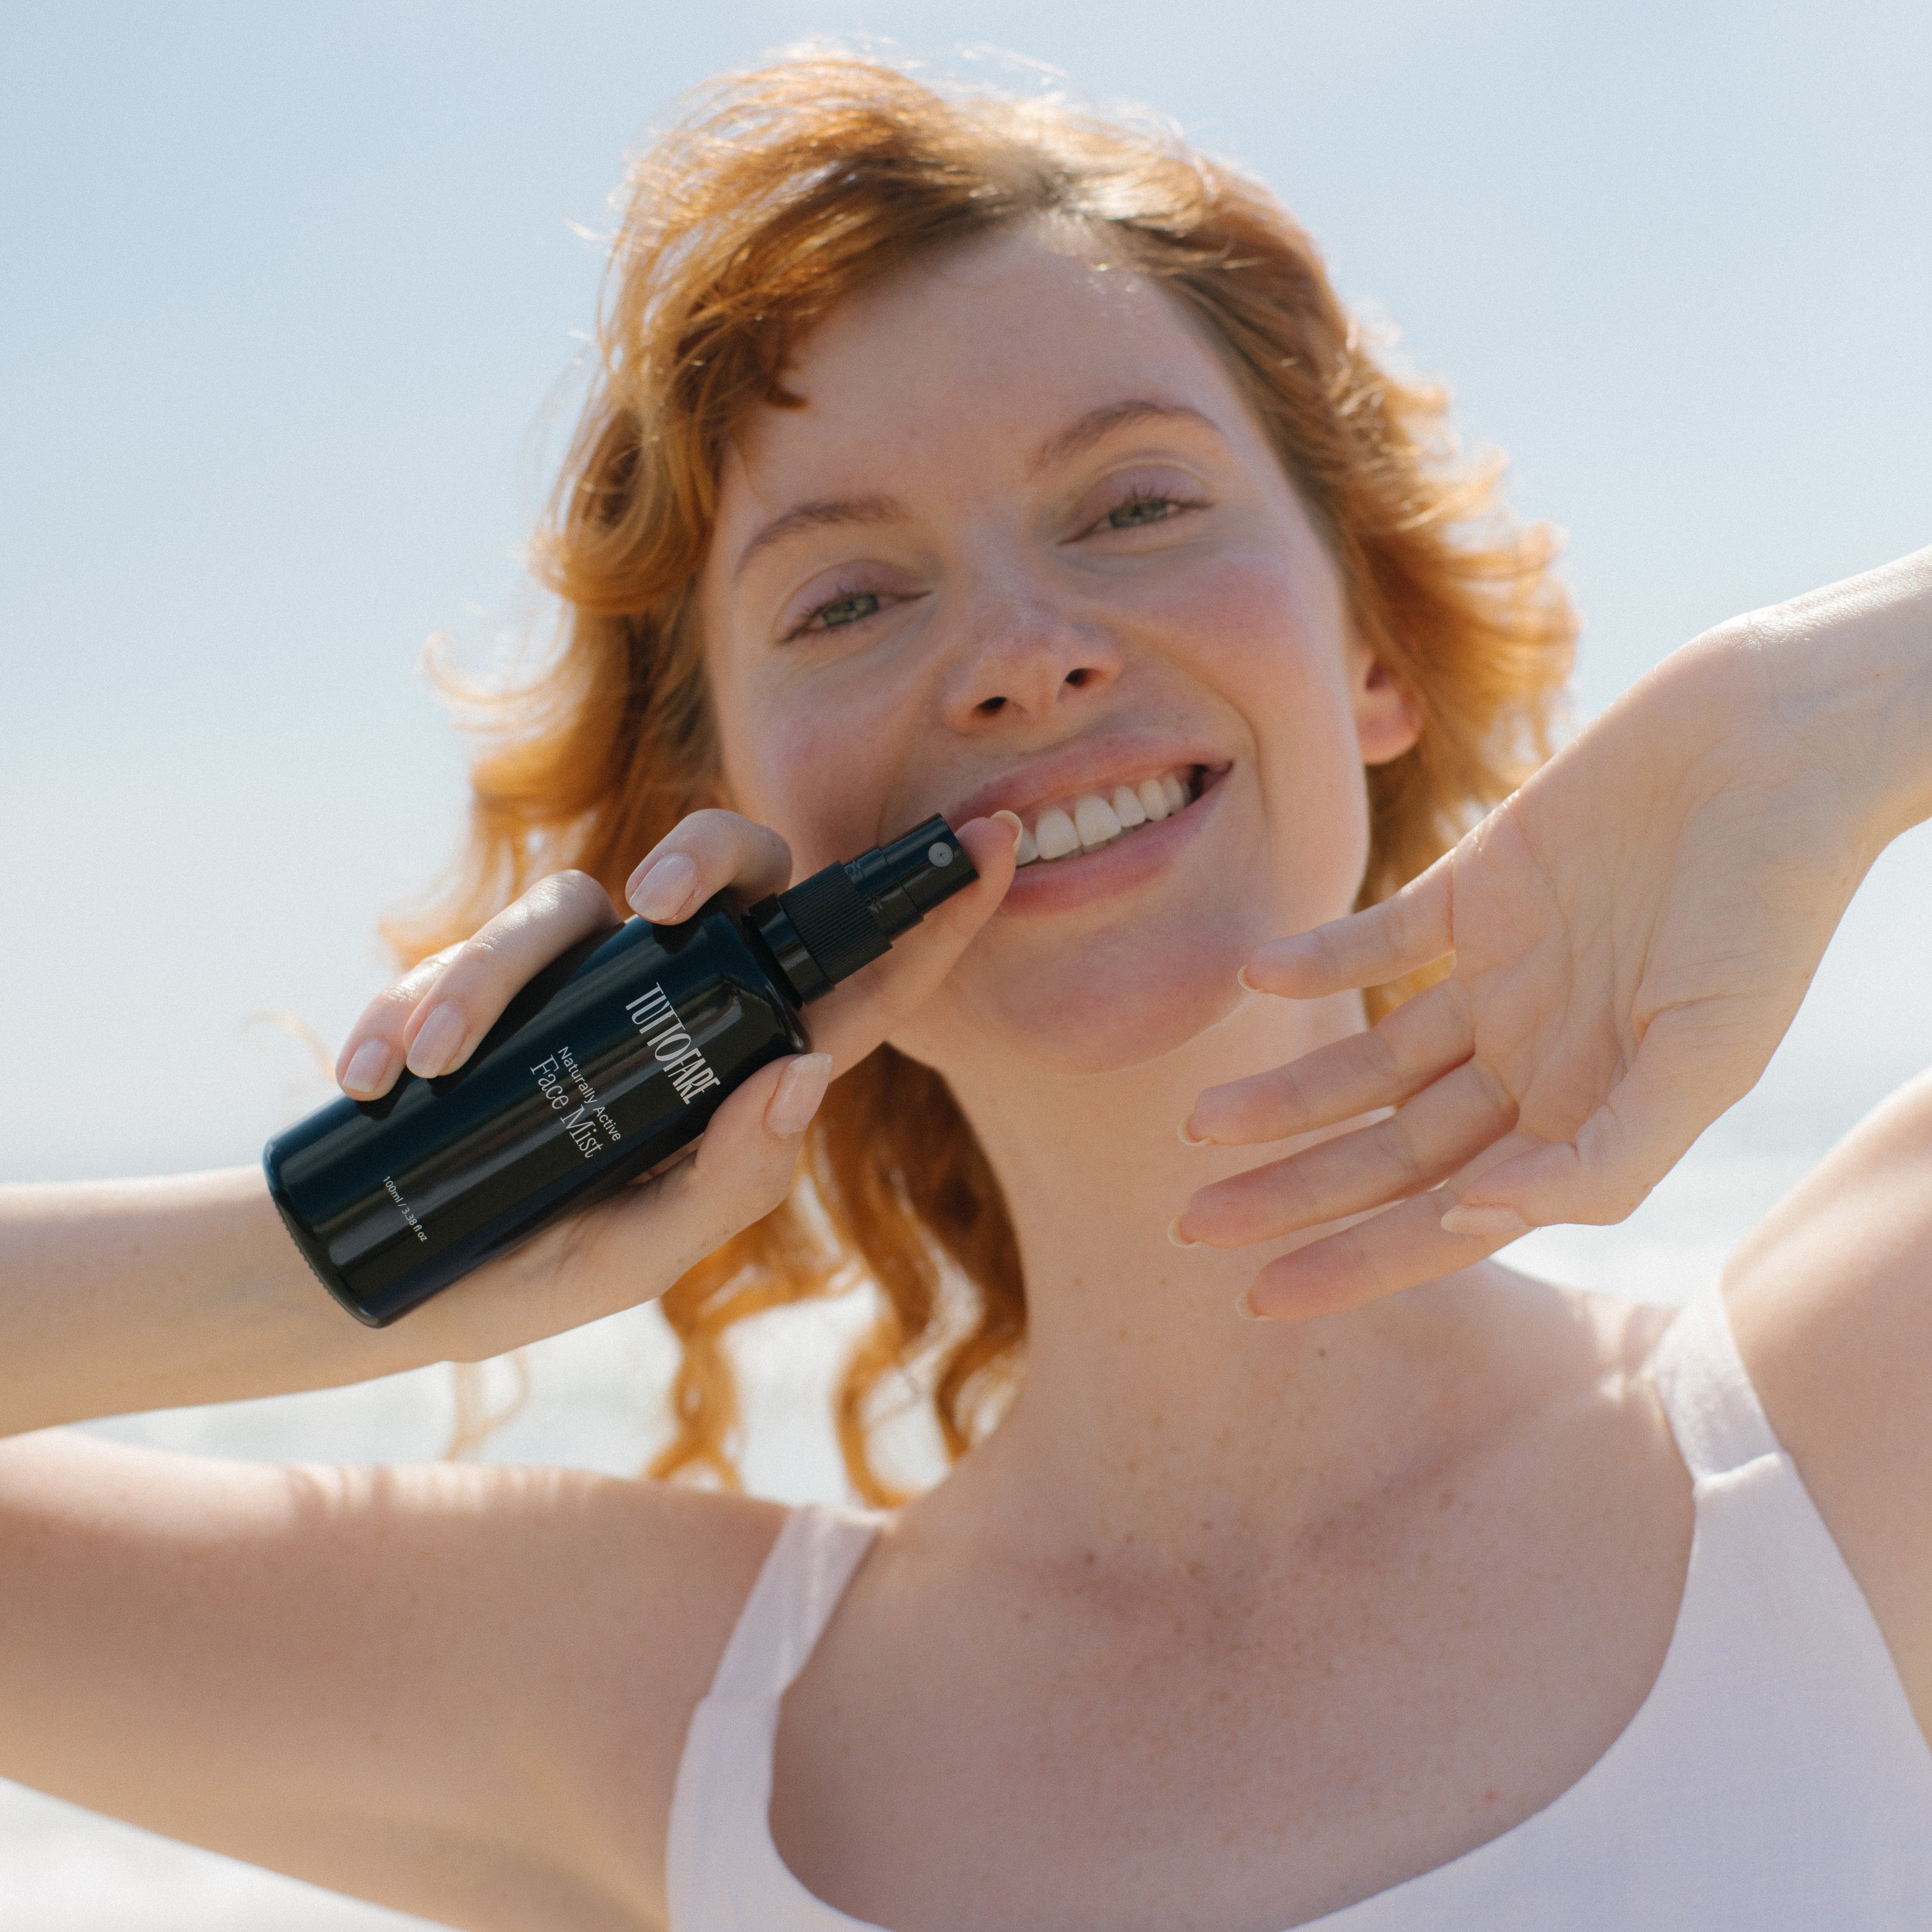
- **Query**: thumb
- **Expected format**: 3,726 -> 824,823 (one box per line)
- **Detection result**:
806,812 -> 1020,1070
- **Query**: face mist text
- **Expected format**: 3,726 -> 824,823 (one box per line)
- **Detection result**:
529,1043 -> 624,1160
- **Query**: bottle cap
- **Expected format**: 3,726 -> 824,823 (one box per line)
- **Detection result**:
750,815 -> 978,1003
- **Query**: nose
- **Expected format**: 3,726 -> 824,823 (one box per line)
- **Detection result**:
938,578 -> 1123,730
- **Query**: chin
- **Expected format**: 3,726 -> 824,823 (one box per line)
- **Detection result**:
905,908 -> 1265,1083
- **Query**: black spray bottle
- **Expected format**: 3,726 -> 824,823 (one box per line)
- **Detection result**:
265,816 -> 975,1327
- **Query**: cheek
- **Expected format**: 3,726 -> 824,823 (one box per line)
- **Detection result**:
1159,552 -> 1371,887
712,663 -> 915,874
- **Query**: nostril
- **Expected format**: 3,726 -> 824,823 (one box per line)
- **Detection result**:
977,695 -> 1007,716
1064,668 -> 1092,689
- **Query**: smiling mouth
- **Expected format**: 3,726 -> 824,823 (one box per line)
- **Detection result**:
1012,765 -> 1206,865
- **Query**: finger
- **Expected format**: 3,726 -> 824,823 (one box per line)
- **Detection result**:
624,809 -> 794,922
1239,1186 -> 1521,1323
401,1051 -> 833,1359
392,871 -> 619,1082
1182,977 -> 1474,1145
336,945 -> 461,1098
1177,1055 -> 1518,1247
1448,1001 -> 1756,1229
564,1052 -> 831,1293
1242,853 -> 1453,998
803,813 -> 1020,1073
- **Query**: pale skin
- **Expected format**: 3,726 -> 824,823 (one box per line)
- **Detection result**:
2,220 -> 1929,1930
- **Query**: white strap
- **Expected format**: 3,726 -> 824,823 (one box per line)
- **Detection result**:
1650,1286 -> 1782,1482
704,1504 -> 884,1702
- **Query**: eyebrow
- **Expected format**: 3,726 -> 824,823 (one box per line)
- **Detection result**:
1025,399 -> 1221,478
731,400 -> 1220,582
733,493 -> 910,581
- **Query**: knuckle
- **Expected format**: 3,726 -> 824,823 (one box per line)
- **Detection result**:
372,977 -> 425,1016
1259,1154 -> 1323,1225
372,969 -> 444,1023
1363,1026 -> 1402,1090
1310,928 -> 1347,987
1465,1055 -> 1518,1127
1273,1063 -> 1313,1129
676,809 -> 739,860
525,869 -> 602,920
1377,1117 -> 1428,1188
458,930 -> 505,974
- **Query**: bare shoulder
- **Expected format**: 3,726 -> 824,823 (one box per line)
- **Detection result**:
0,1430 -> 786,1926
1459,1264 -> 1679,1411
480,1461 -> 787,1908
1719,1068 -> 1932,1730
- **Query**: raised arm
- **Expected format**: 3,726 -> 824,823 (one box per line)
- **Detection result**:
1173,546 -> 1932,1316
2,810 -> 1018,1436
0,811 -> 1016,1928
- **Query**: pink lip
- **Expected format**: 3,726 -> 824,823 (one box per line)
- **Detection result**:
945,732 -> 1228,829
996,767 -> 1227,917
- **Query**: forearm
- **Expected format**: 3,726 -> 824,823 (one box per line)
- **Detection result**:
0,1169 -> 445,1436
1748,544 -> 1932,853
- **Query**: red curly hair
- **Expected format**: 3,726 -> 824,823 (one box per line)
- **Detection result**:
395,54 -> 1576,1503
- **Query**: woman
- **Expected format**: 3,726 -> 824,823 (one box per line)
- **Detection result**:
5,54 -> 1930,1930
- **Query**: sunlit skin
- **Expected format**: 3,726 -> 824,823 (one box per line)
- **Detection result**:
696,226 -> 1443,1509
687,228 -> 1706,1928
702,232 -> 1406,1081
5,202 -> 1932,1932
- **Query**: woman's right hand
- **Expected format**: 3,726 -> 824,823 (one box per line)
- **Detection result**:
327,807 -> 1018,1365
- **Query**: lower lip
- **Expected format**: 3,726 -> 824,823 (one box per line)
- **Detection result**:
997,776 -> 1224,917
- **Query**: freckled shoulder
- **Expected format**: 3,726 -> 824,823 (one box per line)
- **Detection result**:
468,1468 -> 791,1916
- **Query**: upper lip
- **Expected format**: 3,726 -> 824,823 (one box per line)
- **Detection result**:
943,733 -> 1229,830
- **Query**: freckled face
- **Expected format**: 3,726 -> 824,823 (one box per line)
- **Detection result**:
698,227 -> 1409,1081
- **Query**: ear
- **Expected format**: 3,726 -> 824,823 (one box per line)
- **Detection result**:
1349,639 -> 1421,767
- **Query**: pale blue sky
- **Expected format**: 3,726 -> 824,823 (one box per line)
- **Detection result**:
3,14 -> 1931,1913
4,0 -> 1930,1182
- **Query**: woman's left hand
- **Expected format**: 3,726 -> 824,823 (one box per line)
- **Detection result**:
1172,548 -> 1932,1319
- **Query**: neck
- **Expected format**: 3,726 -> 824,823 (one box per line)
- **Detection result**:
925,990 -> 1503,1566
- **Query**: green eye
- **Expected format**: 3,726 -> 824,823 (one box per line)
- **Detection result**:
809,591 -> 882,630
1107,496 -> 1174,529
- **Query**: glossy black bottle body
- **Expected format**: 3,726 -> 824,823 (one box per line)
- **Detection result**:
265,902 -> 806,1327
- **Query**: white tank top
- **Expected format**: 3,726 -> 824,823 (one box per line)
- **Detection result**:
666,1287 -> 1932,1927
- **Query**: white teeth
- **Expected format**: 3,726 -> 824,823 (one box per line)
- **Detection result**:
1073,793 -> 1122,850
1033,804 -> 1080,861
1009,768 -> 1201,866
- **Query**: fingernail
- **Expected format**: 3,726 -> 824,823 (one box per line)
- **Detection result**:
406,1002 -> 466,1079
991,808 -> 1024,847
1235,1282 -> 1265,1320
1167,1217 -> 1201,1250
341,1037 -> 392,1096
1177,1118 -> 1210,1146
1236,963 -> 1261,992
628,851 -> 698,923
766,1053 -> 833,1138
1439,1204 -> 1531,1242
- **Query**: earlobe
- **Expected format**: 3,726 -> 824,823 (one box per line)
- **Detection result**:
1353,651 -> 1421,767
